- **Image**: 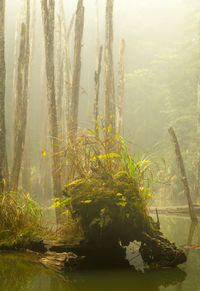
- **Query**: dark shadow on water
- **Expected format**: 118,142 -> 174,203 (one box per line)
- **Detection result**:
0,251 -> 186,291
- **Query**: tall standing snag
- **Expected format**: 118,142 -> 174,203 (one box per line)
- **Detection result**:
116,39 -> 125,135
196,31 -> 200,203
104,0 -> 115,133
41,0 -> 62,205
94,46 -> 103,134
168,127 -> 198,222
67,0 -> 84,138
10,0 -> 30,192
0,0 -> 9,193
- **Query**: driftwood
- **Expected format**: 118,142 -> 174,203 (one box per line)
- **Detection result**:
40,251 -> 83,272
150,205 -> 200,215
168,127 -> 198,222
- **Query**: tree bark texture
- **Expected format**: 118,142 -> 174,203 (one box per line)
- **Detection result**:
94,46 -> 103,134
104,0 -> 115,133
22,0 -> 36,193
0,0 -> 9,193
196,32 -> 200,203
10,0 -> 30,192
59,0 -> 74,124
67,0 -> 84,138
168,127 -> 198,222
116,39 -> 125,135
41,0 -> 62,201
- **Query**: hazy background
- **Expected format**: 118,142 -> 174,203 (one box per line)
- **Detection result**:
4,0 -> 200,204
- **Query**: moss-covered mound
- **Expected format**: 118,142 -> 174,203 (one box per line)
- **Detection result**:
63,171 -> 155,247
63,171 -> 186,268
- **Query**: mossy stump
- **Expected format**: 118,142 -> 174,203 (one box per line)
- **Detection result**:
63,171 -> 186,268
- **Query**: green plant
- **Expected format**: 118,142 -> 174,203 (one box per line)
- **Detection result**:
0,192 -> 43,246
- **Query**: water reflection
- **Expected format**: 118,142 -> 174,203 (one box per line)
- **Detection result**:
0,252 -> 186,291
158,216 -> 200,291
0,216 -> 200,291
174,221 -> 198,291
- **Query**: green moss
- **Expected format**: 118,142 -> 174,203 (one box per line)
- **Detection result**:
63,171 -> 156,247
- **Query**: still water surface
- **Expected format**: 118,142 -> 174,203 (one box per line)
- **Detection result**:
0,216 -> 200,291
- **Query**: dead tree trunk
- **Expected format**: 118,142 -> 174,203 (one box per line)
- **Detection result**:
39,47 -> 52,202
168,127 -> 198,222
59,0 -> 74,125
0,0 -> 9,193
55,15 -> 64,131
94,46 -> 103,134
116,39 -> 125,135
104,0 -> 115,133
10,0 -> 30,192
41,0 -> 62,223
67,0 -> 84,138
22,0 -> 36,193
197,32 -> 200,203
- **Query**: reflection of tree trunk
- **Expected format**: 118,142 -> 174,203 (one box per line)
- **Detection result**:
116,39 -> 125,135
174,222 -> 197,291
168,127 -> 198,222
10,0 -> 30,192
67,0 -> 84,138
104,0 -> 115,133
0,0 -> 9,193
94,46 -> 103,134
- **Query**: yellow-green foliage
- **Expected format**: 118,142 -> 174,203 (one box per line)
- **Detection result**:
0,193 -> 43,247
60,171 -> 155,247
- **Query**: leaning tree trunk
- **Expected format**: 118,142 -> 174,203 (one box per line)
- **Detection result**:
41,0 -> 63,223
168,127 -> 198,222
116,39 -> 125,135
0,0 -> 9,193
67,0 -> 84,138
104,0 -> 115,134
10,0 -> 30,192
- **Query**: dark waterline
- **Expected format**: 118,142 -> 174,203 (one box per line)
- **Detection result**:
0,216 -> 199,291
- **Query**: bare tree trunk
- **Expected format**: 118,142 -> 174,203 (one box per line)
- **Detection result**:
10,0 -> 30,192
168,127 -> 198,222
22,0 -> 36,193
116,39 -> 125,135
55,14 -> 64,132
41,0 -> 62,223
59,3 -> 74,124
94,46 -> 103,134
197,32 -> 200,203
95,0 -> 100,67
104,0 -> 115,133
0,0 -> 9,193
67,0 -> 84,138
39,47 -> 52,203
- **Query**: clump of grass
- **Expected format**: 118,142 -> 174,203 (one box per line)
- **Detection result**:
0,192 -> 43,247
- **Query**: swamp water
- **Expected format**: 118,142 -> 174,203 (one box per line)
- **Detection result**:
0,216 -> 200,291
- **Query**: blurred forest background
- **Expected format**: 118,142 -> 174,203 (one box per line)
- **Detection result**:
2,0 -> 200,207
